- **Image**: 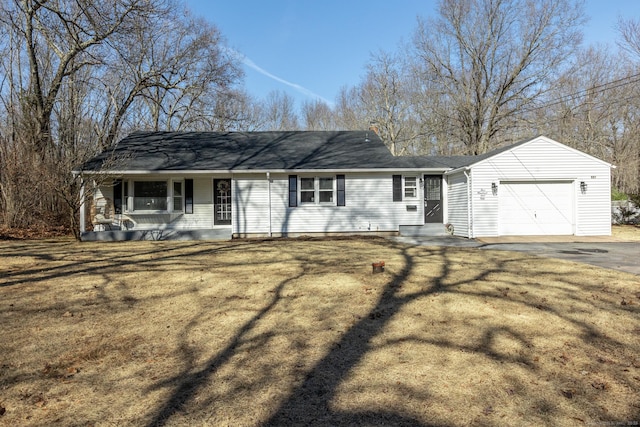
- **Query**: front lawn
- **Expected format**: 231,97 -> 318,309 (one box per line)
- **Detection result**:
0,237 -> 638,426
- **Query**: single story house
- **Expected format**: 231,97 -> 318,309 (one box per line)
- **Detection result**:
74,131 -> 613,240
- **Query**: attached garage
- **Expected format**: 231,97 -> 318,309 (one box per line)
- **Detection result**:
445,136 -> 613,238
499,181 -> 574,235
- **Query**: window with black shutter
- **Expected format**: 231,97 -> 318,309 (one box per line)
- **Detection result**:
392,175 -> 402,201
336,175 -> 345,206
288,175 -> 298,207
185,179 -> 194,214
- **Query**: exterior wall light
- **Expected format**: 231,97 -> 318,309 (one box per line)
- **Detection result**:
491,182 -> 498,196
580,181 -> 587,194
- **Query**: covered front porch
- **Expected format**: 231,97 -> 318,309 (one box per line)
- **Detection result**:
78,175 -> 233,241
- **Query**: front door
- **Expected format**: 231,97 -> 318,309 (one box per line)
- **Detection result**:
424,175 -> 443,223
214,179 -> 232,225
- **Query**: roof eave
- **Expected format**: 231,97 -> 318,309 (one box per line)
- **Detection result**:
74,167 -> 452,175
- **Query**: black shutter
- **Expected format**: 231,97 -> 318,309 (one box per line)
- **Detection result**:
185,179 -> 194,214
336,174 -> 345,206
113,180 -> 123,214
288,175 -> 298,207
392,175 -> 402,202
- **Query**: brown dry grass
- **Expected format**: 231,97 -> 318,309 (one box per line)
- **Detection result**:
613,224 -> 640,241
0,237 -> 638,426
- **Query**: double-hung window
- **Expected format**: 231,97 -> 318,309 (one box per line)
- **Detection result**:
173,181 -> 183,212
404,177 -> 417,198
289,175 -> 345,206
300,177 -> 334,204
300,177 -> 316,203
393,175 -> 419,201
318,177 -> 334,203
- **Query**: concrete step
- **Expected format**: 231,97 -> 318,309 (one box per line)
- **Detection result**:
399,223 -> 448,237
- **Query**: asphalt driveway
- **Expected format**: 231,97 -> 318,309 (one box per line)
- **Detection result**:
393,236 -> 640,275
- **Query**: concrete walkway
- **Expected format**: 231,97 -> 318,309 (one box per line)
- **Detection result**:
392,235 -> 640,275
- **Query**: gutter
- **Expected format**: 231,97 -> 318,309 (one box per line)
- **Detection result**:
72,168 -> 452,176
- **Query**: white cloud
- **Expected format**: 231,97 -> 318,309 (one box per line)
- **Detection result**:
225,47 -> 334,106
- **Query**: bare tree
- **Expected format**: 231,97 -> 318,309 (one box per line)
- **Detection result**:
412,0 -> 585,154
1,0 -> 157,154
529,45 -> 640,195
100,10 -> 241,145
616,17 -> 640,194
358,51 -> 421,156
618,17 -> 640,60
261,90 -> 299,131
209,90 -> 267,131
333,86 -> 366,131
0,0 -> 243,234
302,99 -> 336,130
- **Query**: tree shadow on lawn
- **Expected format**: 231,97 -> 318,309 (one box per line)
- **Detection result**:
3,239 -> 636,426
143,238 -> 640,426
145,240 -> 436,426
0,240 -> 249,289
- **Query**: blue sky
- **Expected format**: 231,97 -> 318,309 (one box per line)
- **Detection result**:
185,0 -> 640,108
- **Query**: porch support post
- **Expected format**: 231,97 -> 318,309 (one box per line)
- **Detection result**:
79,176 -> 86,234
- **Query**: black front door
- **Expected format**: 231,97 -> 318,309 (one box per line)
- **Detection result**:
214,179 -> 232,225
424,175 -> 443,223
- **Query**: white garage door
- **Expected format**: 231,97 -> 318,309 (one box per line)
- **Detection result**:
499,181 -> 574,235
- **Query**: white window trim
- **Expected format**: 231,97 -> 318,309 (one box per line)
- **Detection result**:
404,176 -> 419,199
171,179 -> 184,213
298,176 -> 337,206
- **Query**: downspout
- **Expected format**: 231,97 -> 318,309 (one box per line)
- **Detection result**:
267,172 -> 272,237
79,174 -> 86,234
464,169 -> 473,238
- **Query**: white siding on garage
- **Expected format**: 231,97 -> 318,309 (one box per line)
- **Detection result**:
446,172 -> 469,237
233,172 -> 425,236
469,136 -> 612,237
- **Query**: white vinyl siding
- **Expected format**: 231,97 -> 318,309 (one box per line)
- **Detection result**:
446,172 -> 469,237
233,174 -> 270,235
170,178 -> 213,229
233,173 -> 424,236
468,136 -> 612,237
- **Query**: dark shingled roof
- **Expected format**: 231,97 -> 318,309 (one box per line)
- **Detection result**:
78,131 -> 536,173
79,131 -> 409,172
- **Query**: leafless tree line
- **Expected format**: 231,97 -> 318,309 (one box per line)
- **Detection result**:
0,0 -> 246,233
294,0 -> 640,195
0,0 -> 638,235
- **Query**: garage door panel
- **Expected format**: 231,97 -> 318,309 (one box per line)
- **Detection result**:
499,182 -> 573,235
